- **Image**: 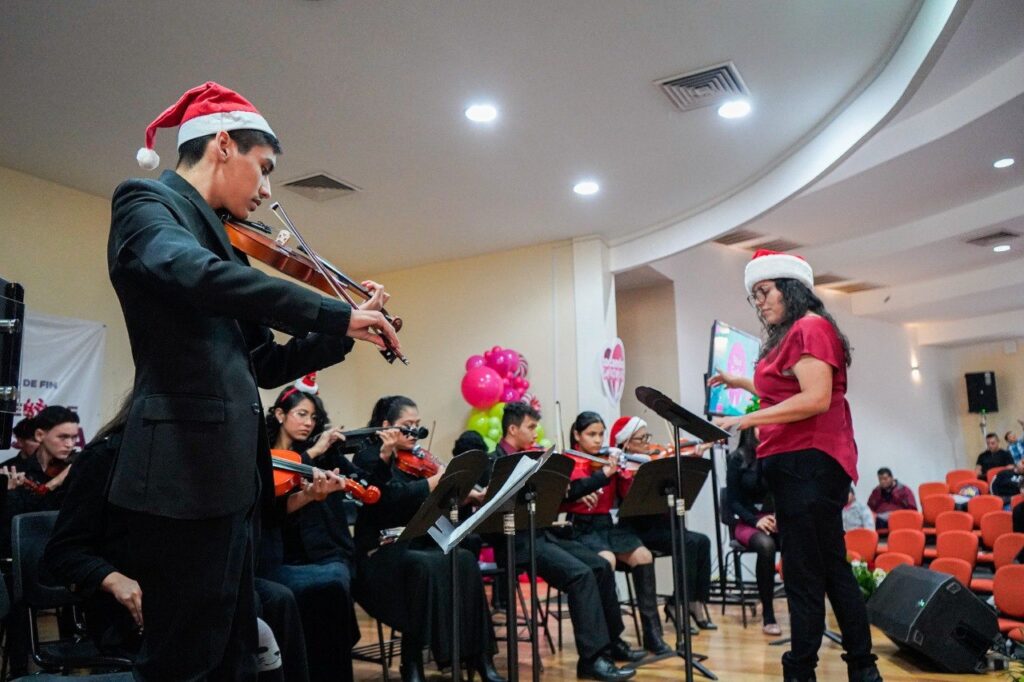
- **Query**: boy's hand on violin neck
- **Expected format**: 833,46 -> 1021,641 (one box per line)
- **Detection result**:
346,309 -> 400,352
358,280 -> 390,311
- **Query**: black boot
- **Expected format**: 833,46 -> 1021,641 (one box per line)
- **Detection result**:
577,654 -> 637,680
608,638 -> 646,662
472,654 -> 508,682
400,649 -> 426,682
847,665 -> 883,682
634,564 -> 671,655
783,677 -> 816,682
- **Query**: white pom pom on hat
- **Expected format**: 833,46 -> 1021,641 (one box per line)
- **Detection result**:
135,81 -> 276,170
744,249 -> 814,294
294,373 -> 319,395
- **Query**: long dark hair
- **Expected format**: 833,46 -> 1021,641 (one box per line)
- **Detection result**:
729,428 -> 759,470
368,395 -> 417,428
758,278 -> 852,367
569,411 -> 604,448
266,387 -> 327,446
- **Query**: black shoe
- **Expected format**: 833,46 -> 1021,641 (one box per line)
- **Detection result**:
608,638 -> 646,662
472,654 -> 507,682
847,665 -> 883,682
664,603 -> 700,635
783,677 -> 816,682
690,608 -> 718,631
642,632 -> 672,656
577,655 -> 637,680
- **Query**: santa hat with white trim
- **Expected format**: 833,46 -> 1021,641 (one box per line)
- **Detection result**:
136,81 -> 276,170
609,416 -> 647,447
744,249 -> 814,294
294,373 -> 319,395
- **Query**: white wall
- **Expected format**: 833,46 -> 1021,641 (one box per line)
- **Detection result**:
650,243 -> 963,552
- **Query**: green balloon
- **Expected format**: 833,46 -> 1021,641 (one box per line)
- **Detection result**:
488,402 -> 505,419
483,436 -> 497,451
535,423 -> 546,441
487,416 -> 501,431
467,411 -> 490,435
539,438 -> 553,448
487,426 -> 501,441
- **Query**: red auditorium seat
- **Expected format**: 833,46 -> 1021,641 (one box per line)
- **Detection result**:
987,465 -> 1012,485
934,530 -> 978,569
918,482 -> 949,503
923,512 -> 974,560
881,529 -> 925,566
874,552 -> 913,573
993,565 -> 1024,644
844,528 -> 879,565
967,495 -> 1003,528
921,494 -> 955,536
946,469 -> 976,493
929,557 -> 973,587
971,533 -> 1024,593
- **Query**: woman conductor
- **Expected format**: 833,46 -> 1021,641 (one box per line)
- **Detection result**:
709,250 -> 881,682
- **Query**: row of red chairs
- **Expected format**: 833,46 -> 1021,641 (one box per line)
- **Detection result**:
918,467 -> 1022,501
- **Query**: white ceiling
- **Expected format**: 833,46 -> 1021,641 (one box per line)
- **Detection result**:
710,0 -> 1024,343
0,0 -> 918,273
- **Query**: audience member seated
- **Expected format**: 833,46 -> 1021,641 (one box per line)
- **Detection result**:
992,460 -> 1024,507
867,467 -> 917,529
1,417 -> 39,472
726,429 -> 780,636
976,433 -> 1013,481
842,486 -> 875,532
1007,422 -> 1024,465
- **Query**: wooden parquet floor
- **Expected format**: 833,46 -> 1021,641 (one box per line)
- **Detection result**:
351,588 -> 1018,681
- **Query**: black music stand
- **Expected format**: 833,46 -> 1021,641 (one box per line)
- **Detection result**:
635,386 -> 728,682
0,278 -> 25,445
398,450 -> 490,682
477,450 -> 574,682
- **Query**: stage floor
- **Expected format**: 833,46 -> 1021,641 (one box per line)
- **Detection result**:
352,587 -> 1016,681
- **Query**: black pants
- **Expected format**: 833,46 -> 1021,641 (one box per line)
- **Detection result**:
254,578 -> 309,682
107,506 -> 258,682
760,450 -> 876,678
625,514 -> 712,603
503,532 -> 621,661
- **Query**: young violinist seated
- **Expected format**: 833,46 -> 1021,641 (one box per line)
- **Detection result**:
264,378 -> 364,682
1,416 -> 40,472
612,416 -> 716,632
562,412 -> 671,655
488,402 -> 641,681
352,395 -> 504,682
42,395 -> 311,682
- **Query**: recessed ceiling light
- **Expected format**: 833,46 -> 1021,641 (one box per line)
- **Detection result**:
993,244 -> 1011,253
717,99 -> 751,119
573,180 -> 600,196
993,157 -> 1015,169
465,104 -> 498,123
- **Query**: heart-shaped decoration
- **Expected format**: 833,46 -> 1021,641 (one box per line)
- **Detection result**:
600,338 -> 626,405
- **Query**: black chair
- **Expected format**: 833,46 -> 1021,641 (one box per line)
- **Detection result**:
11,511 -> 133,674
718,487 -> 763,628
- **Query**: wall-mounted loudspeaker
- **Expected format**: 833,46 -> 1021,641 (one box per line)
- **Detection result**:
965,372 -> 998,414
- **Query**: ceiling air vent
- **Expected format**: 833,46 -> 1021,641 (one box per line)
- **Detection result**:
830,282 -> 883,294
745,238 -> 803,253
965,230 -> 1020,247
713,229 -> 763,246
813,273 -> 847,286
282,173 -> 360,202
656,61 -> 750,112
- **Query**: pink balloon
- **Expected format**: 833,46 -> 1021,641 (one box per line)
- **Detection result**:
520,379 -> 530,391
491,352 -> 511,375
491,346 -> 503,355
501,388 -> 518,403
512,377 -> 525,389
461,367 -> 504,409
465,355 -> 486,371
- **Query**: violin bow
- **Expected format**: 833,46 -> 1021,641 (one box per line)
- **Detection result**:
270,202 -> 408,365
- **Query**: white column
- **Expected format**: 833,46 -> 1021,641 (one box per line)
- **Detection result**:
571,236 -> 620,424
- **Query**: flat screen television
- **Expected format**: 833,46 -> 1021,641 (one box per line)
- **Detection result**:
704,320 -> 760,417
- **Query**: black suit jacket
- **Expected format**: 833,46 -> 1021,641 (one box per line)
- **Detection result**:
108,171 -> 354,519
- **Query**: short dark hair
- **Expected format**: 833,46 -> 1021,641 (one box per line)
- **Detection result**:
12,417 -> 36,440
368,396 -> 417,428
986,433 -> 998,441
32,406 -> 79,432
452,430 -> 487,457
877,467 -> 893,477
502,402 -> 540,436
176,129 -> 282,169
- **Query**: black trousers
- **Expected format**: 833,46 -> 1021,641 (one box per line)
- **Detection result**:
107,506 -> 258,682
501,532 -> 622,661
625,514 -> 712,603
760,450 -> 876,678
354,537 -> 495,667
254,578 -> 309,682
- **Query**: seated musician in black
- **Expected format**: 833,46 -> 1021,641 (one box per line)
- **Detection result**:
353,395 -> 503,682
487,402 -> 642,681
42,397 -> 310,682
265,383 -> 362,682
0,416 -> 39,472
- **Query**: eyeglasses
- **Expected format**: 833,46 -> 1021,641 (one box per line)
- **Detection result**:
746,285 -> 774,308
628,433 -> 652,444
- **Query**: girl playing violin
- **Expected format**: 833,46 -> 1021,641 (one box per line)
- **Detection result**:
562,411 -> 670,655
353,396 -> 503,682
265,382 -> 362,682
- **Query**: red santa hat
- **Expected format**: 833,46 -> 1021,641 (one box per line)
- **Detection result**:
294,373 -> 319,395
744,249 -> 814,294
609,416 -> 647,447
136,81 -> 276,170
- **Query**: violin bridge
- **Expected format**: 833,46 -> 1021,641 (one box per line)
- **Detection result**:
275,230 -> 292,247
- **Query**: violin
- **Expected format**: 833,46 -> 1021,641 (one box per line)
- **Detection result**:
340,425 -> 428,442
223,204 -> 407,365
562,447 -> 649,472
271,449 -> 381,505
45,455 -> 73,479
394,444 -> 444,479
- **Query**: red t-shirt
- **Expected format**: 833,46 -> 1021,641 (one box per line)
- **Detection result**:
562,456 -> 634,515
753,315 -> 859,483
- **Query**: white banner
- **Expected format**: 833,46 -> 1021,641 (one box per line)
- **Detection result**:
2,311 -> 106,453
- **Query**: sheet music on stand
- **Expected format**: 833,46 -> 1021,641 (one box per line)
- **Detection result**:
426,450 -> 552,554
